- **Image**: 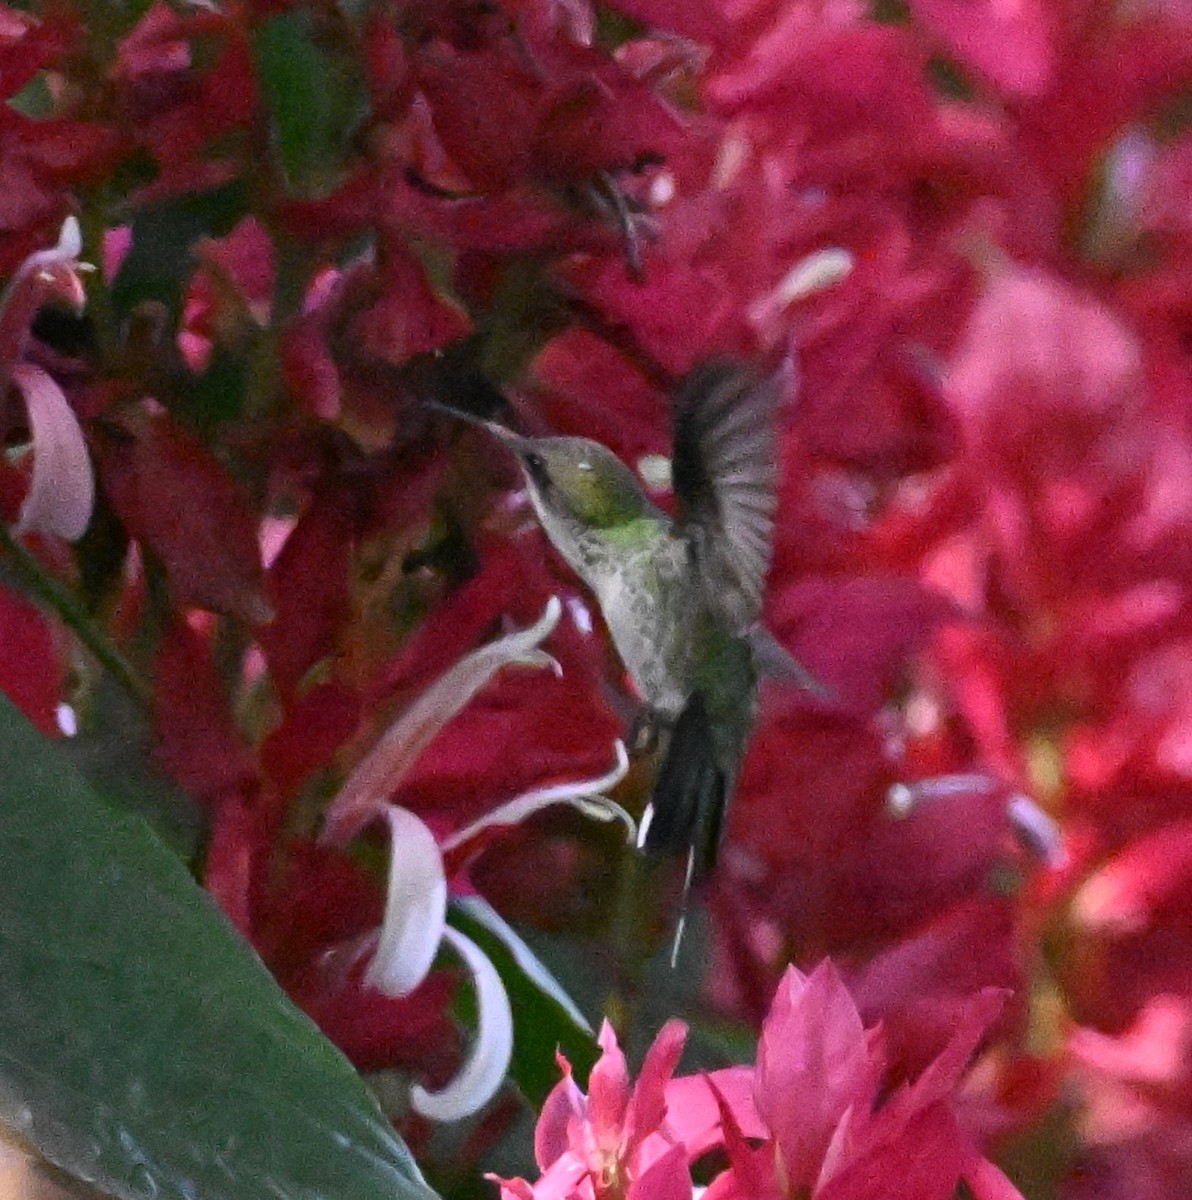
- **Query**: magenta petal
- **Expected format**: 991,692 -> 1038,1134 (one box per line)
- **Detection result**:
626,1142 -> 692,1200
961,1148 -> 1027,1200
900,986 -> 1006,1113
534,1072 -> 584,1172
11,364 -> 94,542
755,963 -> 877,1190
625,1019 -> 686,1153
907,0 -> 1054,97
588,1020 -> 631,1140
816,1102 -> 965,1200
664,1068 -> 763,1159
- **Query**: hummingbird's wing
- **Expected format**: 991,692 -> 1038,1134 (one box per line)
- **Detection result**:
672,361 -> 785,632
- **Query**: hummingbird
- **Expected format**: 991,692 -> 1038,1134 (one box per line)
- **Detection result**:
439,361 -> 805,884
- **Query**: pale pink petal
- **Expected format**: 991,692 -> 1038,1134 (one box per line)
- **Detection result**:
364,807 -> 447,998
321,597 -> 562,845
1072,820 -> 1192,934
535,1072 -> 586,1172
815,1102 -> 862,1190
511,1151 -> 588,1200
410,926 -> 513,1122
1069,996 -> 1192,1087
12,364 -> 94,542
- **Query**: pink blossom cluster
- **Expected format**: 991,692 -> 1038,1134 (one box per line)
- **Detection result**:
2,0 -> 1192,1195
499,962 -> 1019,1200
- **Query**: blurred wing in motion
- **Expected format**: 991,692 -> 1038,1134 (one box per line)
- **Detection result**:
671,361 -> 787,632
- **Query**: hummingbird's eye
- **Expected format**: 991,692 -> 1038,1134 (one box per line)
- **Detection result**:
523,451 -> 549,484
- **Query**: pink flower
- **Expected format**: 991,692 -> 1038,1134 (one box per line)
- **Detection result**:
675,962 -> 1021,1200
505,962 -> 1021,1200
0,216 -> 94,541
495,1018 -> 692,1200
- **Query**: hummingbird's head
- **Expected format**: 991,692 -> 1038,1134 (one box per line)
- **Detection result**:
505,435 -> 651,529
432,402 -> 653,528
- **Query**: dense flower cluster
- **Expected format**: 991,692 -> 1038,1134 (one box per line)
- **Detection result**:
3,0 -> 1192,1195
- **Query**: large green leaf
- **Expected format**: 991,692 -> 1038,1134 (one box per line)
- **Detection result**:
0,694 -> 439,1200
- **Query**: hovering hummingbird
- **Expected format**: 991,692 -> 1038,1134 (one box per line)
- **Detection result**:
439,361 -> 808,883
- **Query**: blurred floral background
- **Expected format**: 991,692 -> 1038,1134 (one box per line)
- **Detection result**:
2,0 -> 1192,1197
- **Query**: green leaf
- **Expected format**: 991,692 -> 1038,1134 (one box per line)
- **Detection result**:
110,183 -> 249,322
0,695 -> 440,1200
252,14 -> 364,193
448,901 -> 597,1107
184,345 -> 248,432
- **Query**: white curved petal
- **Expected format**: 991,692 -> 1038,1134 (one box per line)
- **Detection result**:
322,597 -> 563,846
54,216 -> 82,260
773,247 -> 854,305
440,740 -> 633,852
14,216 -> 83,281
410,926 -> 513,1122
12,364 -> 94,541
364,807 -> 447,998
453,895 -> 592,1034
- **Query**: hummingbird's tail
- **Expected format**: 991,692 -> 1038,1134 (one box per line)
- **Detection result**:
638,692 -> 727,885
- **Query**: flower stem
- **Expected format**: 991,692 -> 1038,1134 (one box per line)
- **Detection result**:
0,525 -> 152,710
606,840 -> 673,1054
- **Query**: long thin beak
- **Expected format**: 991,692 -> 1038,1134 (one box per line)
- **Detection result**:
427,401 -> 529,455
